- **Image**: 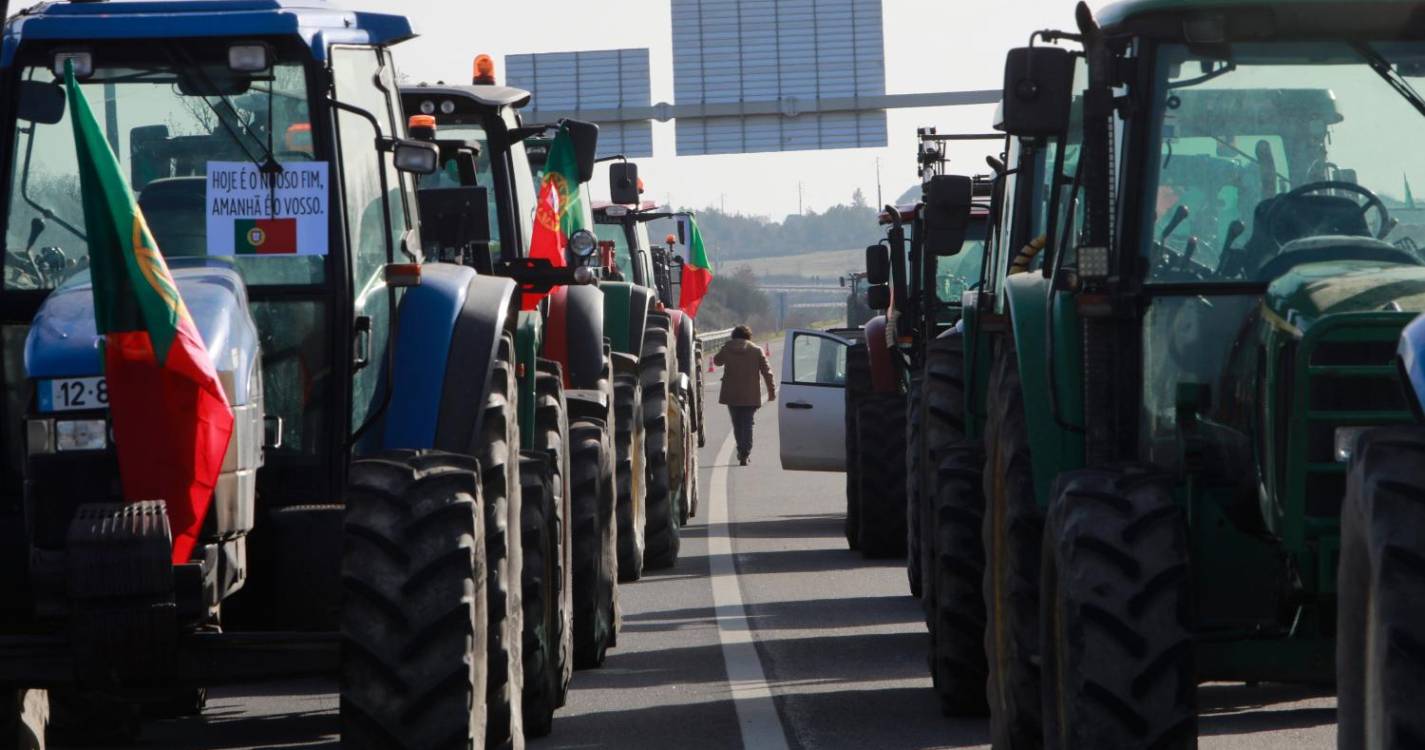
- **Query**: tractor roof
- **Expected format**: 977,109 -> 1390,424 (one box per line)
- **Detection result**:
1099,0 -> 1425,38
401,84 -> 532,111
3,0 -> 415,66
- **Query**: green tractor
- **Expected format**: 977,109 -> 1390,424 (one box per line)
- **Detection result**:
956,2 -> 1425,746
590,164 -> 701,572
399,77 -> 623,700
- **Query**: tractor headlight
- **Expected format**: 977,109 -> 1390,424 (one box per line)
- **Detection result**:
568,229 -> 597,258
1334,426 -> 1378,463
55,419 -> 107,452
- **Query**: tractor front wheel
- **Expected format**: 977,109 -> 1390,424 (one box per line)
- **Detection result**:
614,371 -> 647,582
518,453 -> 560,738
983,340 -> 1044,750
1338,426 -> 1425,750
1040,467 -> 1195,750
930,441 -> 989,717
907,371 -> 924,598
570,420 -> 618,668
854,394 -> 907,558
480,335 -> 524,748
641,324 -> 681,569
844,341 -> 871,550
340,450 -> 487,750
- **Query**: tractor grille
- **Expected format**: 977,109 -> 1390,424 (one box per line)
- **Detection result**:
1297,318 -> 1416,519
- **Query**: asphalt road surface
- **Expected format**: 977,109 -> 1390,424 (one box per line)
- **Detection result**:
72,371 -> 1339,750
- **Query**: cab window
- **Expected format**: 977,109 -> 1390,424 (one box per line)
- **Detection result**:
791,333 -> 847,386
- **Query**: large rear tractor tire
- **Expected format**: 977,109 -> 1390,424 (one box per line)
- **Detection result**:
481,336 -> 524,748
930,441 -> 990,717
1040,467 -> 1195,750
570,420 -> 618,669
854,394 -> 908,558
1338,426 -> 1425,750
844,341 -> 872,550
641,324 -> 681,569
614,371 -> 647,582
983,339 -> 1044,750
340,451 -> 487,750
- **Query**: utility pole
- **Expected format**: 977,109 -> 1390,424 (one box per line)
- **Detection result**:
798,181 -> 804,215
720,193 -> 726,213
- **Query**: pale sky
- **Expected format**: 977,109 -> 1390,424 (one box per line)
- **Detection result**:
344,0 -> 1108,219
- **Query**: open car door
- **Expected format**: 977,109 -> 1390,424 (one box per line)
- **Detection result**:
779,329 -> 851,471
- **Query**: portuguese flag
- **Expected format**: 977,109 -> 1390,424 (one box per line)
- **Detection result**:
678,216 -> 713,317
66,62 -> 235,564
525,125 -> 585,309
235,217 -> 298,255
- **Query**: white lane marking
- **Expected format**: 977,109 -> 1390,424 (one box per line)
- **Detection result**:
707,429 -> 792,750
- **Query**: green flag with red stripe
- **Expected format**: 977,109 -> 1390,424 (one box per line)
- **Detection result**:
66,61 -> 235,564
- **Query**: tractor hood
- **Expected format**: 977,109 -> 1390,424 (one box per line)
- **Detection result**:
1264,260 -> 1425,333
24,262 -> 260,406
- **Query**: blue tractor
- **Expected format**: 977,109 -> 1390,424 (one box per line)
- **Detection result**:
0,2 -> 532,747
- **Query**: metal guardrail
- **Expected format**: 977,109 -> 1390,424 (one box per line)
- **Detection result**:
697,327 -> 734,352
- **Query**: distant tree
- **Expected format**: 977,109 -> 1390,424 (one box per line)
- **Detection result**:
851,187 -> 867,208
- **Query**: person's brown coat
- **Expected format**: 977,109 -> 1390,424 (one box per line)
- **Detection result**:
713,338 -> 776,406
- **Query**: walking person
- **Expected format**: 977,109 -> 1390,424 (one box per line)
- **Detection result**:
713,325 -> 776,466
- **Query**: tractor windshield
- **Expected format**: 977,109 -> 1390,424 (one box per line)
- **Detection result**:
3,51 -> 326,291
593,220 -> 636,280
933,217 -> 986,306
1143,42 -> 1425,284
420,123 -> 509,261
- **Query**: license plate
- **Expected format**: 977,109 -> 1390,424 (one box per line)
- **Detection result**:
38,376 -> 109,412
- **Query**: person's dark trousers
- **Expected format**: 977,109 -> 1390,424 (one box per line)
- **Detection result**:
728,405 -> 757,462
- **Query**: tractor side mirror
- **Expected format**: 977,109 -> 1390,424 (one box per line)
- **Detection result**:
17,81 -> 65,124
563,119 -> 600,184
865,284 -> 891,310
922,174 -> 974,256
865,244 -> 890,285
610,162 -> 640,205
996,46 -> 1074,137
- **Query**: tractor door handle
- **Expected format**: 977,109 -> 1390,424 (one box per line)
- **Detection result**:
787,401 -> 813,410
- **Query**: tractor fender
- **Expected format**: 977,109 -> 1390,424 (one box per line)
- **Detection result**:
600,281 -> 655,357
1002,272 -> 1085,504
382,264 -> 518,454
865,315 -> 897,394
544,284 -> 606,390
